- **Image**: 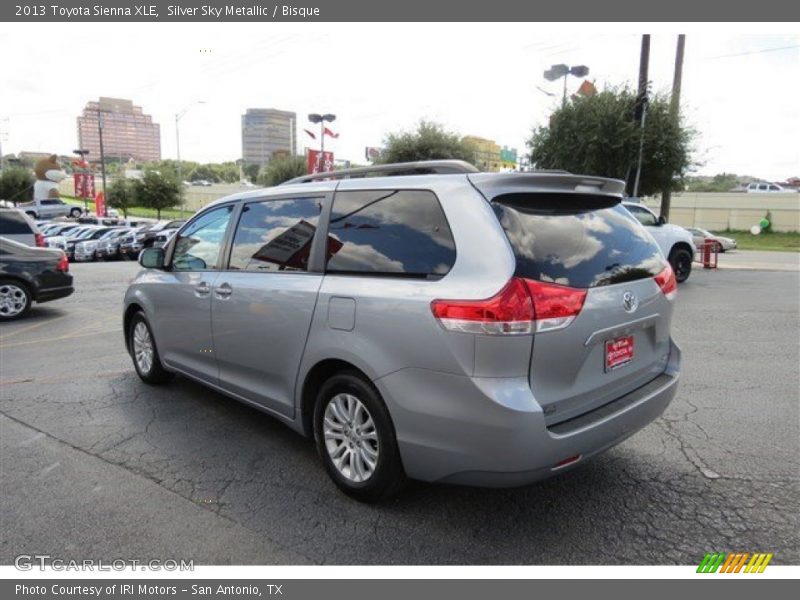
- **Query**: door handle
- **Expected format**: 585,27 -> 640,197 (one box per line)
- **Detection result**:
214,283 -> 233,299
194,282 -> 210,297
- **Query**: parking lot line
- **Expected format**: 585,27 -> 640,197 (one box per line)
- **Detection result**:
0,328 -> 122,349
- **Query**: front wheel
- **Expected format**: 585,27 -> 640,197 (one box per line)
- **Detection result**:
669,247 -> 693,283
128,312 -> 173,385
314,372 -> 406,502
69,207 -> 83,219
0,279 -> 32,321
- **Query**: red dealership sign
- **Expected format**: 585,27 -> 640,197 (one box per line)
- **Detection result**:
307,149 -> 334,174
73,172 -> 95,199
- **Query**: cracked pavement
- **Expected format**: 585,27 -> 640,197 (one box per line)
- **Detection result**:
1,260 -> 798,565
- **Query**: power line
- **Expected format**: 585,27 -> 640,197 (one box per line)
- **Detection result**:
703,44 -> 800,60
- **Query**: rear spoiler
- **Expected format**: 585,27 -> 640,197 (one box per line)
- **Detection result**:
468,173 -> 626,201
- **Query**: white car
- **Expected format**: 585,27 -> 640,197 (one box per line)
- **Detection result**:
622,202 -> 696,283
685,227 -> 737,253
746,182 -> 786,193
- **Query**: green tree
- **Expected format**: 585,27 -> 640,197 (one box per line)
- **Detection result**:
379,120 -> 477,165
106,177 -> 135,218
242,163 -> 260,183
0,166 -> 35,205
188,164 -> 219,182
527,87 -> 695,197
256,155 -> 307,186
685,173 -> 740,193
135,171 -> 182,219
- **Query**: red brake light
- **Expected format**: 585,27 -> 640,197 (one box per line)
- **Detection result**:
35,232 -> 45,247
56,252 -> 69,272
431,278 -> 534,335
654,265 -> 677,300
522,279 -> 587,333
431,277 -> 587,335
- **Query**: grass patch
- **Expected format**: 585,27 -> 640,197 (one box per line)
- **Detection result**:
712,229 -> 800,252
60,195 -> 192,220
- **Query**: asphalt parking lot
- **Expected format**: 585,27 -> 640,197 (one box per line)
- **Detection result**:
1,257 -> 798,565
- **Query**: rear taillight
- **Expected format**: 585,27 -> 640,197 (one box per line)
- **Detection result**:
654,265 -> 677,300
523,279 -> 587,333
35,232 -> 45,247
56,253 -> 69,272
431,278 -> 534,335
431,277 -> 586,335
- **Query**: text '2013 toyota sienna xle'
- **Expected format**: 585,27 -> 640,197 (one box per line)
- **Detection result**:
124,161 -> 681,502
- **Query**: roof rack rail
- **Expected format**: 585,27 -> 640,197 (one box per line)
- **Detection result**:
280,159 -> 480,185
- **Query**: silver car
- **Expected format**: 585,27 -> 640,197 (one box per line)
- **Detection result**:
124,161 -> 681,502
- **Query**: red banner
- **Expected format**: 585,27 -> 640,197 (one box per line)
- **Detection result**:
307,150 -> 334,174
94,191 -> 106,217
73,172 -> 95,199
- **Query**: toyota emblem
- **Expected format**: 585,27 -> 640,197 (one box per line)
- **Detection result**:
622,291 -> 638,313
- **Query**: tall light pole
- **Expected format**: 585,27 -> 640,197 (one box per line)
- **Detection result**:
308,113 -> 336,172
175,101 -> 205,182
543,64 -> 590,107
96,108 -> 108,216
175,101 -> 204,215
0,117 -> 9,171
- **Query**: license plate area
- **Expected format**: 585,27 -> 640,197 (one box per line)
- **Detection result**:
605,335 -> 634,372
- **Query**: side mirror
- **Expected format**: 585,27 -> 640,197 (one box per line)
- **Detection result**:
657,215 -> 667,225
139,247 -> 165,269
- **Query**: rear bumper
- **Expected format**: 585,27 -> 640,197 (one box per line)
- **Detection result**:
36,284 -> 74,303
374,339 -> 681,487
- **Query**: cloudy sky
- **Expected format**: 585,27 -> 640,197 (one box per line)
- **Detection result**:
1,23 -> 797,180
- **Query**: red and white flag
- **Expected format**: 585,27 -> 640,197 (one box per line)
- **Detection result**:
323,127 -> 339,139
303,129 -> 317,140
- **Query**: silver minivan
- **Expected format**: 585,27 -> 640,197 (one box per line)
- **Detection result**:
124,161 -> 681,501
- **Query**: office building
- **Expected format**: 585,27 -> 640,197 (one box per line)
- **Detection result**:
242,108 -> 297,166
77,97 -> 161,163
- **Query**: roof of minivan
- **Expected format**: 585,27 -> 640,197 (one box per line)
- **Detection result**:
199,169 -> 626,212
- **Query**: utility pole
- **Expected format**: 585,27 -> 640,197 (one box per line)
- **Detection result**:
629,34 -> 650,198
660,34 -> 686,221
97,109 -> 108,216
0,117 -> 9,171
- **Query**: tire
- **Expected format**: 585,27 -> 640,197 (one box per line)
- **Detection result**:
0,279 -> 32,321
313,371 -> 406,502
669,247 -> 693,283
715,242 -> 724,254
128,312 -> 173,385
69,207 -> 83,219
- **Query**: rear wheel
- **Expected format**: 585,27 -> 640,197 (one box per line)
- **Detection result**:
669,247 -> 693,283
0,280 -> 32,321
314,372 -> 406,502
129,312 -> 173,384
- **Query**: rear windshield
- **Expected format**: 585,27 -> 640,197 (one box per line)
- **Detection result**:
492,194 -> 666,288
0,211 -> 34,235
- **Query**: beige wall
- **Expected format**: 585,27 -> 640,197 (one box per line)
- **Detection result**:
642,192 -> 800,232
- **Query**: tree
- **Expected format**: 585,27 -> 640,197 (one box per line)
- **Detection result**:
135,171 -> 182,219
188,164 -> 219,182
527,86 -> 695,197
379,120 -> 477,165
242,163 -> 260,183
106,177 -> 135,218
256,155 -> 307,187
685,173 -> 740,193
0,166 -> 35,205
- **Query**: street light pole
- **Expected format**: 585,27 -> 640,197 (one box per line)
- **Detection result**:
175,101 -> 204,215
97,109 -> 107,216
308,113 -> 336,172
544,64 -> 590,108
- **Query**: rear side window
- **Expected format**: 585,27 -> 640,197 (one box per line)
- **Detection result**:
228,197 -> 323,272
326,190 -> 455,279
0,211 -> 34,235
493,194 -> 666,288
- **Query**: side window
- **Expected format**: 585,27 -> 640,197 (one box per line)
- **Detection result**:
628,205 -> 657,227
769,185 -> 780,191
171,205 -> 233,271
326,190 -> 456,279
758,184 -> 768,191
228,197 -> 322,272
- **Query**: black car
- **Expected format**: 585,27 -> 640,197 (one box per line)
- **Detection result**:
0,237 -> 73,320
140,219 -> 187,248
